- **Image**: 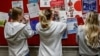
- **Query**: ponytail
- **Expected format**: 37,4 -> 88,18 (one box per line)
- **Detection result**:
85,25 -> 100,48
39,9 -> 52,28
39,11 -> 50,28
84,11 -> 100,48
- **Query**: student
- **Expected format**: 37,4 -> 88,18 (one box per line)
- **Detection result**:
76,11 -> 100,56
36,9 -> 67,56
4,7 -> 36,56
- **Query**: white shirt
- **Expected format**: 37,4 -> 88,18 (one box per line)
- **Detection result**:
76,25 -> 100,55
4,22 -> 35,56
36,21 -> 67,56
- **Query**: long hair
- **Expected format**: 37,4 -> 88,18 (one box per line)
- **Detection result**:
39,9 -> 52,28
8,7 -> 22,20
84,11 -> 100,48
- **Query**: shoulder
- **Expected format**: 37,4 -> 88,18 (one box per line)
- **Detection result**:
53,21 -> 67,26
36,22 -> 41,31
5,22 -> 11,27
78,25 -> 85,34
78,25 -> 85,30
36,22 -> 40,28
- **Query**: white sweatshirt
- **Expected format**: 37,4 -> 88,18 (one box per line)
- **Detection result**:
76,25 -> 100,55
4,22 -> 35,56
36,21 -> 67,56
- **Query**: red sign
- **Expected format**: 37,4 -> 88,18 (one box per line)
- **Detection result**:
51,0 -> 57,1
50,0 -> 64,7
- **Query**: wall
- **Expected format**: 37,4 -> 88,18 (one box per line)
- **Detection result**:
0,0 -> 99,46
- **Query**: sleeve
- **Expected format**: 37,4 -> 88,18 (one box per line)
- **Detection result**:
76,25 -> 81,44
59,22 -> 67,34
36,23 -> 39,34
4,22 -> 17,39
4,23 -> 13,39
24,22 -> 37,38
59,22 -> 68,39
62,29 -> 68,39
76,33 -> 79,44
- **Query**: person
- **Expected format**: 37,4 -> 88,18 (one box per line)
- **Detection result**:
36,9 -> 67,56
4,7 -> 36,56
76,11 -> 100,56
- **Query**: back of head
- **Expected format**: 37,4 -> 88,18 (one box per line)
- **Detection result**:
84,11 -> 100,48
85,11 -> 99,25
8,7 -> 22,20
43,9 -> 52,20
39,9 -> 52,28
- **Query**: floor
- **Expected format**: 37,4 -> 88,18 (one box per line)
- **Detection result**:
0,46 -> 79,56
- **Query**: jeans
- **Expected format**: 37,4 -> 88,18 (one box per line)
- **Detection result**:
25,53 -> 30,56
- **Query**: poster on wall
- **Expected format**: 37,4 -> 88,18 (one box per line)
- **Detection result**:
28,0 -> 38,3
67,18 -> 78,34
27,3 -> 40,18
12,1 -> 23,9
64,0 -> 82,18
58,10 -> 67,23
82,0 -> 97,13
64,0 -> 68,11
0,12 -> 9,27
30,19 -> 38,31
50,0 -> 65,10
62,26 -> 68,39
50,0 -> 65,22
24,13 -> 30,20
40,0 -> 51,7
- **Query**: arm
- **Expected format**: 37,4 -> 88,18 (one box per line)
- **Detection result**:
59,22 -> 67,39
76,25 -> 82,44
4,23 -> 15,39
59,22 -> 67,34
24,22 -> 37,38
76,32 -> 79,44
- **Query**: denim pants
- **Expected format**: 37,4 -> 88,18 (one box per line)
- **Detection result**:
25,53 -> 30,56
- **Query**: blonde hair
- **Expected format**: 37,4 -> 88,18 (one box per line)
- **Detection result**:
39,9 -> 52,28
84,11 -> 100,48
85,11 -> 99,25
